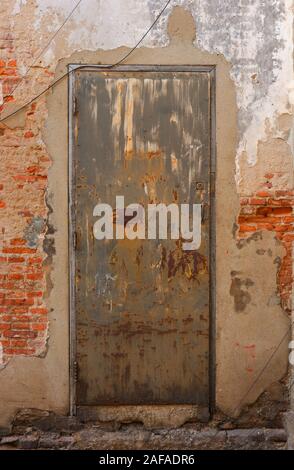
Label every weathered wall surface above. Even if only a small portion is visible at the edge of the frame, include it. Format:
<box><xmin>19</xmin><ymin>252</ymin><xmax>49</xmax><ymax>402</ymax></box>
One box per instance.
<box><xmin>0</xmin><ymin>0</ymin><xmax>293</xmax><ymax>430</ymax></box>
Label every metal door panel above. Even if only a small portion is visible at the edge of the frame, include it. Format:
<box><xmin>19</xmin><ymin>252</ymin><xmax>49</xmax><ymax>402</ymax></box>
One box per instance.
<box><xmin>71</xmin><ymin>68</ymin><xmax>212</xmax><ymax>406</ymax></box>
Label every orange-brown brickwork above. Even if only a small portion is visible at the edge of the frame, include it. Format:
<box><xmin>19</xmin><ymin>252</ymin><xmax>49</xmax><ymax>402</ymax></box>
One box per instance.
<box><xmin>0</xmin><ymin>55</ymin><xmax>52</xmax><ymax>361</ymax></box>
<box><xmin>238</xmin><ymin>189</ymin><xmax>294</xmax><ymax>313</ymax></box>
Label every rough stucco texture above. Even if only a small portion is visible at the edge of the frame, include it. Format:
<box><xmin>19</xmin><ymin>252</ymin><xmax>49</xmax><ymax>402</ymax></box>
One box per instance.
<box><xmin>0</xmin><ymin>0</ymin><xmax>293</xmax><ymax>418</ymax></box>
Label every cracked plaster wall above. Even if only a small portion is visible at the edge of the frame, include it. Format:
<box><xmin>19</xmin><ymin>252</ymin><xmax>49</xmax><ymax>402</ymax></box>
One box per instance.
<box><xmin>0</xmin><ymin>0</ymin><xmax>293</xmax><ymax>429</ymax></box>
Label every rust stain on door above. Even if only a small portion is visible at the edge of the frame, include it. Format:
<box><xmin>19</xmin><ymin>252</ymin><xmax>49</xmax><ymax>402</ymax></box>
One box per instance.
<box><xmin>72</xmin><ymin>69</ymin><xmax>212</xmax><ymax>406</ymax></box>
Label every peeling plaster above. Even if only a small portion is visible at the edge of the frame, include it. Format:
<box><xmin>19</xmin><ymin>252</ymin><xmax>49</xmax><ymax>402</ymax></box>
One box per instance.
<box><xmin>12</xmin><ymin>0</ymin><xmax>27</xmax><ymax>16</ymax></box>
<box><xmin>11</xmin><ymin>0</ymin><xmax>293</xmax><ymax>175</ymax></box>
<box><xmin>2</xmin><ymin>0</ymin><xmax>292</xmax><ymax>423</ymax></box>
<box><xmin>239</xmin><ymin>115</ymin><xmax>294</xmax><ymax>195</ymax></box>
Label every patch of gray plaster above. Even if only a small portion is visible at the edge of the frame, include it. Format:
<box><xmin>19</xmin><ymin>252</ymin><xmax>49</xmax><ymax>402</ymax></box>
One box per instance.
<box><xmin>150</xmin><ymin>0</ymin><xmax>293</xmax><ymax>169</ymax></box>
<box><xmin>230</xmin><ymin>271</ymin><xmax>254</xmax><ymax>313</ymax></box>
<box><xmin>24</xmin><ymin>216</ymin><xmax>45</xmax><ymax>248</ymax></box>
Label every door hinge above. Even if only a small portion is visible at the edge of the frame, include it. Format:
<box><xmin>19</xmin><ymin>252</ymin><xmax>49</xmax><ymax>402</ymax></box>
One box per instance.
<box><xmin>73</xmin><ymin>361</ymin><xmax>79</xmax><ymax>383</ymax></box>
<box><xmin>73</xmin><ymin>96</ymin><xmax>78</xmax><ymax>116</ymax></box>
<box><xmin>73</xmin><ymin>231</ymin><xmax>77</xmax><ymax>250</ymax></box>
<box><xmin>210</xmin><ymin>172</ymin><xmax>215</xmax><ymax>196</ymax></box>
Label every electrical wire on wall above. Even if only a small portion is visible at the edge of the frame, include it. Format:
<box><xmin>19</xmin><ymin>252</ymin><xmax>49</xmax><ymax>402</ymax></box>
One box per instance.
<box><xmin>0</xmin><ymin>0</ymin><xmax>172</xmax><ymax>125</ymax></box>
<box><xmin>5</xmin><ymin>0</ymin><xmax>84</xmax><ymax>101</ymax></box>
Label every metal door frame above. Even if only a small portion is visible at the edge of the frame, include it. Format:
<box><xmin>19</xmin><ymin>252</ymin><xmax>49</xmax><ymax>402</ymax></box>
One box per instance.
<box><xmin>68</xmin><ymin>64</ymin><xmax>216</xmax><ymax>416</ymax></box>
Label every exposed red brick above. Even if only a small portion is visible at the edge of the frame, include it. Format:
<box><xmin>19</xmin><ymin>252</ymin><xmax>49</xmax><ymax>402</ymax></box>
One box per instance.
<box><xmin>256</xmin><ymin>206</ymin><xmax>292</xmax><ymax>216</ymax></box>
<box><xmin>30</xmin><ymin>308</ymin><xmax>48</xmax><ymax>315</ymax></box>
<box><xmin>26</xmin><ymin>273</ymin><xmax>43</xmax><ymax>281</ymax></box>
<box><xmin>2</xmin><ymin>247</ymin><xmax>36</xmax><ymax>254</ymax></box>
<box><xmin>7</xmin><ymin>273</ymin><xmax>24</xmax><ymax>280</ymax></box>
<box><xmin>27</xmin><ymin>256</ymin><xmax>43</xmax><ymax>265</ymax></box>
<box><xmin>240</xmin><ymin>198</ymin><xmax>249</xmax><ymax>206</ymax></box>
<box><xmin>10</xmin><ymin>238</ymin><xmax>26</xmax><ymax>246</ymax></box>
<box><xmin>4</xmin><ymin>347</ymin><xmax>36</xmax><ymax>356</ymax></box>
<box><xmin>12</xmin><ymin>307</ymin><xmax>29</xmax><ymax>314</ymax></box>
<box><xmin>11</xmin><ymin>322</ymin><xmax>30</xmax><ymax>330</ymax></box>
<box><xmin>268</xmin><ymin>198</ymin><xmax>294</xmax><ymax>206</ymax></box>
<box><xmin>27</xmin><ymin>291</ymin><xmax>43</xmax><ymax>297</ymax></box>
<box><xmin>239</xmin><ymin>224</ymin><xmax>257</xmax><ymax>232</ymax></box>
<box><xmin>8</xmin><ymin>256</ymin><xmax>25</xmax><ymax>263</ymax></box>
<box><xmin>32</xmin><ymin>323</ymin><xmax>47</xmax><ymax>331</ymax></box>
<box><xmin>249</xmin><ymin>198</ymin><xmax>267</xmax><ymax>205</ymax></box>
<box><xmin>24</xmin><ymin>130</ymin><xmax>34</xmax><ymax>138</ymax></box>
<box><xmin>11</xmin><ymin>339</ymin><xmax>27</xmax><ymax>347</ymax></box>
<box><xmin>4</xmin><ymin>95</ymin><xmax>14</xmax><ymax>103</ymax></box>
<box><xmin>238</xmin><ymin>192</ymin><xmax>294</xmax><ymax>313</ymax></box>
<box><xmin>275</xmin><ymin>190</ymin><xmax>294</xmax><ymax>197</ymax></box>
<box><xmin>3</xmin><ymin>330</ymin><xmax>36</xmax><ymax>339</ymax></box>
<box><xmin>3</xmin><ymin>298</ymin><xmax>34</xmax><ymax>306</ymax></box>
<box><xmin>0</xmin><ymin>67</ymin><xmax>17</xmax><ymax>76</ymax></box>
<box><xmin>256</xmin><ymin>191</ymin><xmax>271</xmax><ymax>197</ymax></box>
<box><xmin>27</xmin><ymin>165</ymin><xmax>41</xmax><ymax>174</ymax></box>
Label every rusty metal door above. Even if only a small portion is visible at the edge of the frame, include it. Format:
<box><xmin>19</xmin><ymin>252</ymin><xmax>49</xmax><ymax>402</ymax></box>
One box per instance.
<box><xmin>70</xmin><ymin>66</ymin><xmax>214</xmax><ymax>409</ymax></box>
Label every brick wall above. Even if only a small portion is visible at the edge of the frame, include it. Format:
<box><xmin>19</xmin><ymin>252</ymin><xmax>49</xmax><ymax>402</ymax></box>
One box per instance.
<box><xmin>238</xmin><ymin>188</ymin><xmax>294</xmax><ymax>313</ymax></box>
<box><xmin>0</xmin><ymin>56</ymin><xmax>51</xmax><ymax>361</ymax></box>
